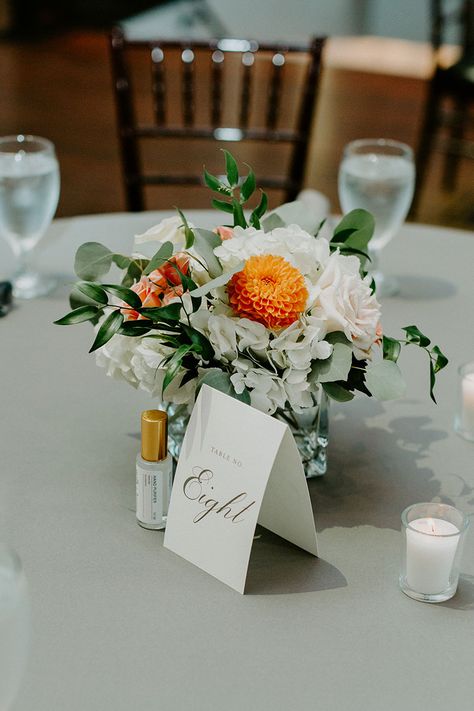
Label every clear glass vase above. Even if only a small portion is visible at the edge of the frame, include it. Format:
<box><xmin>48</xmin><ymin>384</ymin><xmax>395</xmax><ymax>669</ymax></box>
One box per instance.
<box><xmin>165</xmin><ymin>390</ymin><xmax>330</xmax><ymax>479</ymax></box>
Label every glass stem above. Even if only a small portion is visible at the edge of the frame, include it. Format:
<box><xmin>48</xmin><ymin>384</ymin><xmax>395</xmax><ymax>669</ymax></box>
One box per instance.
<box><xmin>16</xmin><ymin>247</ymin><xmax>34</xmax><ymax>277</ymax></box>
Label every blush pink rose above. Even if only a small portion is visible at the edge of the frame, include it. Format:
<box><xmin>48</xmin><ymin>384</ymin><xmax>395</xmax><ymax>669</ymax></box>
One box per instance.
<box><xmin>214</xmin><ymin>226</ymin><xmax>234</xmax><ymax>241</ymax></box>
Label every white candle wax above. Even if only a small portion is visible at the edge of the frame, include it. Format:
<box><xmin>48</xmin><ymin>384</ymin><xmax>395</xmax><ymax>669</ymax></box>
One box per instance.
<box><xmin>461</xmin><ymin>373</ymin><xmax>474</xmax><ymax>433</ymax></box>
<box><xmin>406</xmin><ymin>518</ymin><xmax>460</xmax><ymax>595</ymax></box>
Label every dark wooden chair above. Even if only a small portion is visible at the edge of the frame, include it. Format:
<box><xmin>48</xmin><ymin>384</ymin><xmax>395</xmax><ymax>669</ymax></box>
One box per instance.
<box><xmin>412</xmin><ymin>0</ymin><xmax>474</xmax><ymax>215</ymax></box>
<box><xmin>109</xmin><ymin>26</ymin><xmax>325</xmax><ymax>211</ymax></box>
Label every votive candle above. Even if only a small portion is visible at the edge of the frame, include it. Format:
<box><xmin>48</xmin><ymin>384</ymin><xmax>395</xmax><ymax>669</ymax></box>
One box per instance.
<box><xmin>455</xmin><ymin>363</ymin><xmax>474</xmax><ymax>441</ymax></box>
<box><xmin>400</xmin><ymin>503</ymin><xmax>469</xmax><ymax>603</ymax></box>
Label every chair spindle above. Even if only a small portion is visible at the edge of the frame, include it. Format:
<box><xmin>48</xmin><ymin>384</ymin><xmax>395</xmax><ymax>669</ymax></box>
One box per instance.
<box><xmin>211</xmin><ymin>49</ymin><xmax>224</xmax><ymax>127</ymax></box>
<box><xmin>151</xmin><ymin>46</ymin><xmax>166</xmax><ymax>126</ymax></box>
<box><xmin>181</xmin><ymin>47</ymin><xmax>195</xmax><ymax>126</ymax></box>
<box><xmin>239</xmin><ymin>52</ymin><xmax>254</xmax><ymax>129</ymax></box>
<box><xmin>266</xmin><ymin>52</ymin><xmax>286</xmax><ymax>130</ymax></box>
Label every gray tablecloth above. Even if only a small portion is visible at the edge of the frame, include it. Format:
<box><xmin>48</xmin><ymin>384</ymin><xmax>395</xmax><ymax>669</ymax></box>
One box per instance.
<box><xmin>2</xmin><ymin>212</ymin><xmax>474</xmax><ymax>711</ymax></box>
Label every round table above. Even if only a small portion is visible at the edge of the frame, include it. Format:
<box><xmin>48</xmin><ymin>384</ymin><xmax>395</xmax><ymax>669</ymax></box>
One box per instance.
<box><xmin>2</xmin><ymin>212</ymin><xmax>474</xmax><ymax>711</ymax></box>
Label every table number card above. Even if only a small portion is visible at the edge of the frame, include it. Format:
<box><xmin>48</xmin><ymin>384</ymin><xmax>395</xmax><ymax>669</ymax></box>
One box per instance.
<box><xmin>164</xmin><ymin>385</ymin><xmax>318</xmax><ymax>593</ymax></box>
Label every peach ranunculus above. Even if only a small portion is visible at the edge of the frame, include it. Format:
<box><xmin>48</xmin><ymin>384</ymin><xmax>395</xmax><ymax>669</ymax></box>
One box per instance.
<box><xmin>213</xmin><ymin>225</ymin><xmax>234</xmax><ymax>241</ymax></box>
<box><xmin>123</xmin><ymin>253</ymin><xmax>190</xmax><ymax>320</ymax></box>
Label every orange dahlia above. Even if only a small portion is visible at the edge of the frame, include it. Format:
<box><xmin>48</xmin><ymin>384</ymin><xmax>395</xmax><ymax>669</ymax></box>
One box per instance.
<box><xmin>227</xmin><ymin>254</ymin><xmax>308</xmax><ymax>329</ymax></box>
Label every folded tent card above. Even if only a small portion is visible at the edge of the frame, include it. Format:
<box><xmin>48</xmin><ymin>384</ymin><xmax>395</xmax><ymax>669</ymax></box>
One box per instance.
<box><xmin>164</xmin><ymin>385</ymin><xmax>318</xmax><ymax>593</ymax></box>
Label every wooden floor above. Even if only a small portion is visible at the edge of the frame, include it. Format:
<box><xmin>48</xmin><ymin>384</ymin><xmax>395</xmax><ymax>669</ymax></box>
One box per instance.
<box><xmin>0</xmin><ymin>30</ymin><xmax>472</xmax><ymax>229</ymax></box>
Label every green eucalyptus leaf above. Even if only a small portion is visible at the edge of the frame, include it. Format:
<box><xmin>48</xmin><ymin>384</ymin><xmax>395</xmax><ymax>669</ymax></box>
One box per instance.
<box><xmin>102</xmin><ymin>284</ymin><xmax>142</xmax><ymax>310</ymax></box>
<box><xmin>89</xmin><ymin>310</ymin><xmax>124</xmax><ymax>352</ymax></box>
<box><xmin>322</xmin><ymin>382</ymin><xmax>355</xmax><ymax>402</ymax></box>
<box><xmin>193</xmin><ymin>228</ymin><xmax>223</xmax><ymax>278</ymax></box>
<box><xmin>332</xmin><ymin>209</ymin><xmax>374</xmax><ymax>265</ymax></box>
<box><xmin>382</xmin><ymin>335</ymin><xmax>401</xmax><ymax>363</ymax></box>
<box><xmin>429</xmin><ymin>360</ymin><xmax>437</xmax><ymax>403</ymax></box>
<box><xmin>240</xmin><ymin>169</ymin><xmax>256</xmax><ymax>202</ymax></box>
<box><xmin>223</xmin><ymin>149</ymin><xmax>239</xmax><ymax>187</ymax></box>
<box><xmin>402</xmin><ymin>325</ymin><xmax>431</xmax><ymax>348</ymax></box>
<box><xmin>76</xmin><ymin>281</ymin><xmax>108</xmax><ymax>305</ymax></box>
<box><xmin>121</xmin><ymin>259</ymin><xmax>148</xmax><ymax>287</ymax></box>
<box><xmin>74</xmin><ymin>242</ymin><xmax>113</xmax><ymax>281</ymax></box>
<box><xmin>325</xmin><ymin>332</ymin><xmax>352</xmax><ymax>346</ymax></box>
<box><xmin>432</xmin><ymin>345</ymin><xmax>448</xmax><ymax>373</ymax></box>
<box><xmin>112</xmin><ymin>254</ymin><xmax>132</xmax><ymax>270</ymax></box>
<box><xmin>54</xmin><ymin>305</ymin><xmax>99</xmax><ymax>325</ymax></box>
<box><xmin>365</xmin><ymin>360</ymin><xmax>406</xmax><ymax>401</ymax></box>
<box><xmin>144</xmin><ymin>241</ymin><xmax>174</xmax><ymax>275</ymax></box>
<box><xmin>330</xmin><ymin>243</ymin><xmax>371</xmax><ymax>261</ymax></box>
<box><xmin>189</xmin><ymin>262</ymin><xmax>244</xmax><ymax>298</ymax></box>
<box><xmin>198</xmin><ymin>369</ymin><xmax>251</xmax><ymax>404</ymax></box>
<box><xmin>310</xmin><ymin>342</ymin><xmax>352</xmax><ymax>384</ymax></box>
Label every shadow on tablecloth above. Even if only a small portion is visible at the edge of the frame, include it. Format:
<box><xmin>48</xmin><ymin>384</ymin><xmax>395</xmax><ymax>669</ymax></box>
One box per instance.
<box><xmin>245</xmin><ymin>526</ymin><xmax>347</xmax><ymax>595</ymax></box>
<box><xmin>441</xmin><ymin>574</ymin><xmax>474</xmax><ymax>611</ymax></box>
<box><xmin>309</xmin><ymin>399</ymin><xmax>474</xmax><ymax>532</ymax></box>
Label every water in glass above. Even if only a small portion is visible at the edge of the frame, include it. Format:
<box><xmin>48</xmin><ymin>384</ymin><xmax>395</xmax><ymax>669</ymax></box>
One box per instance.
<box><xmin>0</xmin><ymin>152</ymin><xmax>59</xmax><ymax>254</ymax></box>
<box><xmin>338</xmin><ymin>139</ymin><xmax>415</xmax><ymax>297</ymax></box>
<box><xmin>0</xmin><ymin>135</ymin><xmax>60</xmax><ymax>299</ymax></box>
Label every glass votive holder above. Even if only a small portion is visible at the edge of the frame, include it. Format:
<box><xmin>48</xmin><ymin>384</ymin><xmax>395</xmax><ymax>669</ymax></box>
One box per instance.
<box><xmin>400</xmin><ymin>503</ymin><xmax>469</xmax><ymax>603</ymax></box>
<box><xmin>454</xmin><ymin>362</ymin><xmax>474</xmax><ymax>442</ymax></box>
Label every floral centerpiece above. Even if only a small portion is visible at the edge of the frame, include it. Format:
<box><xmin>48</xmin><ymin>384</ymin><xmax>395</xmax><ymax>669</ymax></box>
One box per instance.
<box><xmin>55</xmin><ymin>151</ymin><xmax>447</xmax><ymax>477</ymax></box>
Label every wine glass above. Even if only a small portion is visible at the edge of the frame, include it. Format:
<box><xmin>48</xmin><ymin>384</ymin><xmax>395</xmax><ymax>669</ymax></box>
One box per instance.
<box><xmin>0</xmin><ymin>546</ymin><xmax>30</xmax><ymax>710</ymax></box>
<box><xmin>0</xmin><ymin>135</ymin><xmax>60</xmax><ymax>299</ymax></box>
<box><xmin>338</xmin><ymin>138</ymin><xmax>415</xmax><ymax>297</ymax></box>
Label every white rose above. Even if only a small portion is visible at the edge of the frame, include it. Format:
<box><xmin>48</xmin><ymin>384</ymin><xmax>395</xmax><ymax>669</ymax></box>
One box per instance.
<box><xmin>134</xmin><ymin>216</ymin><xmax>190</xmax><ymax>249</ymax></box>
<box><xmin>310</xmin><ymin>252</ymin><xmax>381</xmax><ymax>360</ymax></box>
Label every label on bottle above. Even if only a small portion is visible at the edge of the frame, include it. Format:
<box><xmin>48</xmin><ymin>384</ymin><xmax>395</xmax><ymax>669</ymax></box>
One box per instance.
<box><xmin>136</xmin><ymin>467</ymin><xmax>164</xmax><ymax>527</ymax></box>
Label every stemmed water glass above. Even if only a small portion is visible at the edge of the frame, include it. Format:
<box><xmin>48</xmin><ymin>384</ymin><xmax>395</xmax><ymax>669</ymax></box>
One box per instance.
<box><xmin>338</xmin><ymin>138</ymin><xmax>415</xmax><ymax>297</ymax></box>
<box><xmin>0</xmin><ymin>545</ymin><xmax>30</xmax><ymax>710</ymax></box>
<box><xmin>0</xmin><ymin>134</ymin><xmax>60</xmax><ymax>299</ymax></box>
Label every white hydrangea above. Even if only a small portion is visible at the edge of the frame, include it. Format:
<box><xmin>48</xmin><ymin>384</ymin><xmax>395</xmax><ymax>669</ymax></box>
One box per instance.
<box><xmin>96</xmin><ymin>334</ymin><xmax>196</xmax><ymax>405</ymax></box>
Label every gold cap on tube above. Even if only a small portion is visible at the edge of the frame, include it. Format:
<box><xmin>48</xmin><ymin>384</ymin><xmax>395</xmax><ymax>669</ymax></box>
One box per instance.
<box><xmin>141</xmin><ymin>410</ymin><xmax>168</xmax><ymax>462</ymax></box>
